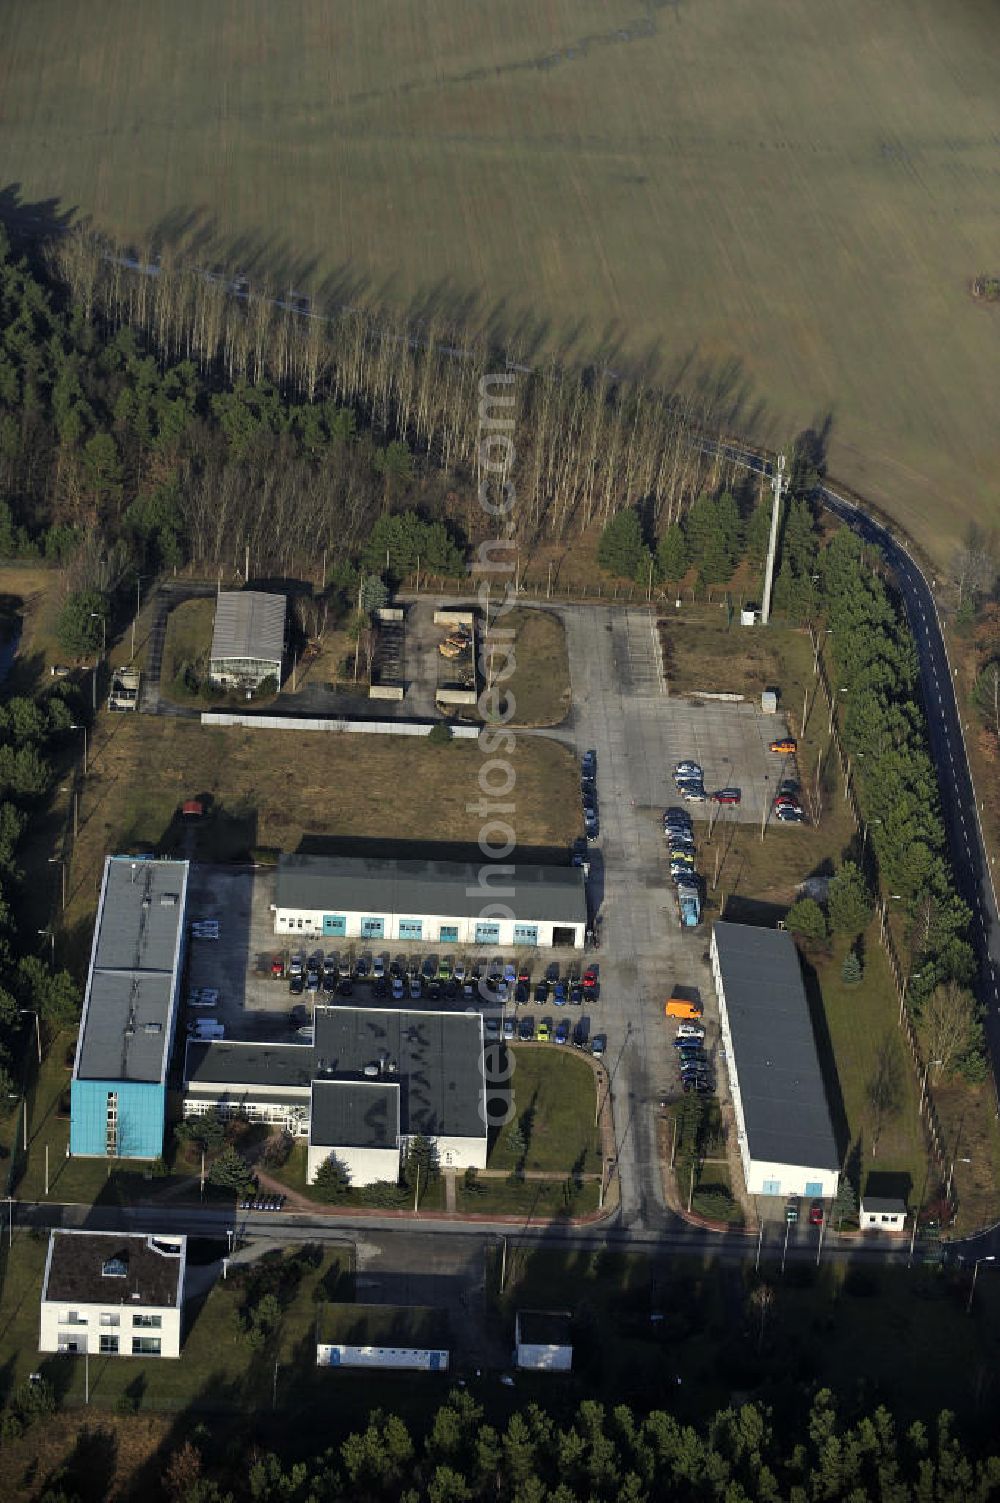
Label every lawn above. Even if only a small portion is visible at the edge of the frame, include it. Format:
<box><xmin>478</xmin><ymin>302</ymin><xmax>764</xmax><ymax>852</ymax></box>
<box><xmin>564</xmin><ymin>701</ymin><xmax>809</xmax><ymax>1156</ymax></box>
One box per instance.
<box><xmin>661</xmin><ymin>614</ymin><xmax>788</xmax><ymax>698</ymax></box>
<box><xmin>458</xmin><ymin>1176</ymin><xmax>599</xmax><ymax>1219</ymax></box>
<box><xmin>63</xmin><ymin>713</ymin><xmax>580</xmax><ymax>934</ymax></box>
<box><xmin>4</xmin><ymin>1</ymin><xmax>999</xmax><ymax>560</ymax></box>
<box><xmin>0</xmin><ymin>563</ymin><xmax>69</xmax><ymax>692</ymax></box>
<box><xmin>810</xmin><ymin>934</ymin><xmax>930</xmax><ymax>1210</ymax></box>
<box><xmin>488</xmin><ymin>1046</ymin><xmax>601</xmax><ymax>1176</ymax></box>
<box><xmin>158</xmin><ymin>597</ymin><xmax>215</xmax><ymax>700</ymax></box>
<box><xmin>491</xmin><ymin>608</ymin><xmax>571</xmax><ymax>727</ymax></box>
<box><xmin>272</xmin><ymin>1140</ymin><xmax>448</xmax><ymax>1214</ymax></box>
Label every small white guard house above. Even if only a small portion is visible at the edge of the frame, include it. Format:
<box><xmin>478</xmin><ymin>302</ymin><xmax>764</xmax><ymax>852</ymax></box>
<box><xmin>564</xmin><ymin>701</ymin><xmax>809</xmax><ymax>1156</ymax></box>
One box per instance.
<box><xmin>39</xmin><ymin>1231</ymin><xmax>186</xmax><ymax>1359</ymax></box>
<box><xmin>272</xmin><ymin>853</ymin><xmax>587</xmax><ymax>950</ymax></box>
<box><xmin>710</xmin><ymin>922</ymin><xmax>840</xmax><ymax>1202</ymax></box>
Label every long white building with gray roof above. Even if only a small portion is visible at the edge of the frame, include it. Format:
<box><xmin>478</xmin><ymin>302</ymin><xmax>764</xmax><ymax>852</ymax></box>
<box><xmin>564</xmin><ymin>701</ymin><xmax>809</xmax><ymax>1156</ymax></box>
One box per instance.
<box><xmin>209</xmin><ymin>590</ymin><xmax>285</xmax><ymax>691</ymax></box>
<box><xmin>273</xmin><ymin>853</ymin><xmax>587</xmax><ymax>950</ymax></box>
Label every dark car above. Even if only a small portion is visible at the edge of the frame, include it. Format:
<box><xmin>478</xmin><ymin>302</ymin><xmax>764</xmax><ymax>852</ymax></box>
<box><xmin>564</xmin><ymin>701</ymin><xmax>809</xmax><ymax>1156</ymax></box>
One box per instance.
<box><xmin>322</xmin><ymin>973</ymin><xmax>336</xmax><ymax>994</ymax></box>
<box><xmin>570</xmin><ymin>985</ymin><xmax>583</xmax><ymax>1006</ymax></box>
<box><xmin>422</xmin><ymin>956</ymin><xmax>437</xmax><ymax>980</ymax></box>
<box><xmin>355</xmin><ymin>954</ymin><xmax>370</xmax><ymax>979</ymax></box>
<box><xmin>534</xmin><ymin>981</ymin><xmax>548</xmax><ymax>1003</ymax></box>
<box><xmin>572</xmin><ymin>1019</ymin><xmax>590</xmax><ymax>1048</ymax></box>
<box><xmin>554</xmin><ymin>1020</ymin><xmax>570</xmax><ymax>1045</ymax></box>
<box><xmin>590</xmin><ymin>1033</ymin><xmax>607</xmax><ymax>1058</ymax></box>
<box><xmin>338</xmin><ymin>977</ymin><xmax>353</xmax><ymax>997</ymax></box>
<box><xmin>775</xmin><ymin>805</ymin><xmax>807</xmax><ymax>823</ymax></box>
<box><xmin>582</xmin><ymin>786</ymin><xmax>598</xmax><ymax>812</ymax></box>
<box><xmin>519</xmin><ymin>1017</ymin><xmax>535</xmax><ymax>1041</ymax></box>
<box><xmin>515</xmin><ymin>982</ymin><xmax>529</xmax><ymax>1004</ymax></box>
<box><xmin>289</xmin><ymin>974</ymin><xmax>304</xmax><ymax>996</ymax></box>
<box><xmin>712</xmin><ymin>787</ymin><xmax>742</xmax><ymax>805</ymax></box>
<box><xmin>546</xmin><ymin>961</ymin><xmax>561</xmax><ymax>983</ymax></box>
<box><xmin>582</xmin><ymin>750</ymin><xmax>597</xmax><ymax>778</ymax></box>
<box><xmin>584</xmin><ymin>811</ymin><xmax>600</xmax><ymax>841</ymax></box>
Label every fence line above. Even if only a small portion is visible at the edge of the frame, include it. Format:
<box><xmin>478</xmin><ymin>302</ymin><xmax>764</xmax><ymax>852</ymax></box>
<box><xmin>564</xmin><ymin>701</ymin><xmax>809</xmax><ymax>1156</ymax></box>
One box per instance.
<box><xmin>808</xmin><ymin>626</ymin><xmax>954</xmax><ymax>1207</ymax></box>
<box><xmin>201</xmin><ymin>712</ymin><xmax>480</xmax><ymax>739</ymax></box>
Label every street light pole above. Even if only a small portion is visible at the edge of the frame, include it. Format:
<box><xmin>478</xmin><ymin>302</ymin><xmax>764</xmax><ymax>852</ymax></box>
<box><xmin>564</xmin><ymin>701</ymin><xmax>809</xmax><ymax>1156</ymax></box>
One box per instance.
<box><xmin>70</xmin><ymin>725</ymin><xmax>88</xmax><ymax>776</ymax></box>
<box><xmin>18</xmin><ymin>1009</ymin><xmax>41</xmax><ymax>1065</ymax></box>
<box><xmin>48</xmin><ymin>857</ymin><xmax>66</xmax><ymax>912</ymax></box>
<box><xmin>967</xmin><ymin>1255</ymin><xmax>995</xmax><ymax>1315</ymax></box>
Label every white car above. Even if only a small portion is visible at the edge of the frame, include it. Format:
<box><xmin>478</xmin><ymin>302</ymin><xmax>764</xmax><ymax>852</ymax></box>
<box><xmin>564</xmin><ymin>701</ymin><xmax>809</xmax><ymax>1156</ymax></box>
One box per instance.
<box><xmin>674</xmin><ymin>760</ymin><xmax>702</xmax><ymax>778</ymax></box>
<box><xmin>391</xmin><ymin>978</ymin><xmax>405</xmax><ymax>1000</ymax></box>
<box><xmin>372</xmin><ymin>955</ymin><xmax>385</xmax><ymax>979</ymax></box>
<box><xmin>676</xmin><ymin>1024</ymin><xmax>705</xmax><ymax>1041</ymax></box>
<box><xmin>454</xmin><ymin>962</ymin><xmax>467</xmax><ymax>984</ymax></box>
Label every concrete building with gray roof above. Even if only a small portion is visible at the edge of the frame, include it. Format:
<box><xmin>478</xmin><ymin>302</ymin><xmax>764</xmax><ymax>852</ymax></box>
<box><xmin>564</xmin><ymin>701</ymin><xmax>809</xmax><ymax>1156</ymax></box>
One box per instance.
<box><xmin>70</xmin><ymin>857</ymin><xmax>190</xmax><ymax>1160</ymax></box>
<box><xmin>209</xmin><ymin>590</ymin><xmax>285</xmax><ymax>691</ymax></box>
<box><xmin>182</xmin><ymin>1005</ymin><xmax>488</xmax><ymax>1187</ymax></box>
<box><xmin>274</xmin><ymin>853</ymin><xmax>587</xmax><ymax>950</ymax></box>
<box><xmin>709</xmin><ymin>921</ymin><xmax>840</xmax><ymax>1203</ymax></box>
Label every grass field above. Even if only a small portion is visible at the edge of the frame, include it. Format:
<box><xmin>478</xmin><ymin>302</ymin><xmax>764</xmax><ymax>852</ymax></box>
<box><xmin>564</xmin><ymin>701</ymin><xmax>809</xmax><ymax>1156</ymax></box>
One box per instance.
<box><xmin>159</xmin><ymin>597</ymin><xmax>214</xmax><ymax>698</ymax></box>
<box><xmin>494</xmin><ymin>609</ymin><xmax>571</xmax><ymax>727</ymax></box>
<box><xmin>64</xmin><ymin>714</ymin><xmax>580</xmax><ymax>934</ymax></box>
<box><xmin>488</xmin><ymin>1046</ymin><xmax>600</xmax><ymax>1176</ymax></box>
<box><xmin>3</xmin><ymin>1</ymin><xmax>999</xmax><ymax>560</ymax></box>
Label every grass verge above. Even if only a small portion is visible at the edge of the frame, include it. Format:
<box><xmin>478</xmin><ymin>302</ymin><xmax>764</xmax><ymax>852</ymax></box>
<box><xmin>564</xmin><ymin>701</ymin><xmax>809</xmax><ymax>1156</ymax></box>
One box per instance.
<box><xmin>488</xmin><ymin>1046</ymin><xmax>600</xmax><ymax>1175</ymax></box>
<box><xmin>493</xmin><ymin>608</ymin><xmax>571</xmax><ymax>727</ymax></box>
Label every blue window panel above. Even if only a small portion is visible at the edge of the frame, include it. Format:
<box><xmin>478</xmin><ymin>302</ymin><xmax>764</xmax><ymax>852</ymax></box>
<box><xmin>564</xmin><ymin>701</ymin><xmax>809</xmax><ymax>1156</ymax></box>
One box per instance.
<box><xmin>513</xmin><ymin>924</ymin><xmax>538</xmax><ymax>946</ymax></box>
<box><xmin>398</xmin><ymin>919</ymin><xmax>423</xmax><ymax>941</ymax></box>
<box><xmin>804</xmin><ymin>1181</ymin><xmax>823</xmax><ymax>1198</ymax></box>
<box><xmin>438</xmin><ymin>925</ymin><xmax>459</xmax><ymax>944</ymax></box>
<box><xmin>475</xmin><ymin>922</ymin><xmax>501</xmax><ymax>945</ymax></box>
<box><xmin>762</xmin><ymin>1179</ymin><xmax>781</xmax><ymax>1196</ymax></box>
<box><xmin>361</xmin><ymin>917</ymin><xmax>385</xmax><ymax>940</ymax></box>
<box><xmin>323</xmin><ymin>914</ymin><xmax>346</xmax><ymax>936</ymax></box>
<box><xmin>70</xmin><ymin>1079</ymin><xmax>166</xmax><ymax>1159</ymax></box>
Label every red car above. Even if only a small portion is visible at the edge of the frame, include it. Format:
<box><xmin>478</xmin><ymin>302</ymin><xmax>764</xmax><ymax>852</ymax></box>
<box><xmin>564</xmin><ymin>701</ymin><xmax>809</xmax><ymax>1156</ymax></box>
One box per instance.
<box><xmin>582</xmin><ymin>967</ymin><xmax>599</xmax><ymax>990</ymax></box>
<box><xmin>270</xmin><ymin>955</ymin><xmax>285</xmax><ymax>978</ymax></box>
<box><xmin>712</xmin><ymin>788</ymin><xmax>742</xmax><ymax>805</ymax></box>
<box><xmin>809</xmin><ymin>1201</ymin><xmax>825</xmax><ymax>1227</ymax></box>
<box><xmin>772</xmin><ymin>793</ymin><xmax>799</xmax><ymax>809</ymax></box>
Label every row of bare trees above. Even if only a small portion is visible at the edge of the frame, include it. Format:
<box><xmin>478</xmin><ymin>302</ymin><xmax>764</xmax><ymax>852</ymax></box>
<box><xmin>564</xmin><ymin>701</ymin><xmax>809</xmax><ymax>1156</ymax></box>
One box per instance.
<box><xmin>50</xmin><ymin>229</ymin><xmax>752</xmax><ymax>546</ymax></box>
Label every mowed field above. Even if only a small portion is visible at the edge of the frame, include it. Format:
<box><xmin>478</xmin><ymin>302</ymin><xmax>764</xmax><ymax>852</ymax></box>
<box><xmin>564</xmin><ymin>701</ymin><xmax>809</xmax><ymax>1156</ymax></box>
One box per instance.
<box><xmin>2</xmin><ymin>1</ymin><xmax>999</xmax><ymax>558</ymax></box>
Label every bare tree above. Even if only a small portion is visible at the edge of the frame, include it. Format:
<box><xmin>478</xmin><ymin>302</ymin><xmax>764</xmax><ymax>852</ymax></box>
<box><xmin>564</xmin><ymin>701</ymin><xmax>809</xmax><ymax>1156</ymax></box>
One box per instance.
<box><xmin>749</xmin><ymin>1283</ymin><xmax>774</xmax><ymax>1353</ymax></box>
<box><xmin>921</xmin><ymin>982</ymin><xmax>979</xmax><ymax>1083</ymax></box>
<box><xmin>953</xmin><ymin>524</ymin><xmax>995</xmax><ymax>607</ymax></box>
<box><xmin>868</xmin><ymin>1035</ymin><xmax>903</xmax><ymax>1158</ymax></box>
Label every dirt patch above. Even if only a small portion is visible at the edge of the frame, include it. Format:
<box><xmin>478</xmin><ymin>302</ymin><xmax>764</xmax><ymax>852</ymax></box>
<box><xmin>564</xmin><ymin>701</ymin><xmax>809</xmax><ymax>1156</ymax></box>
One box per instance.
<box><xmin>493</xmin><ymin>607</ymin><xmax>571</xmax><ymax>726</ymax></box>
<box><xmin>660</xmin><ymin>620</ymin><xmax>785</xmax><ymax>697</ymax></box>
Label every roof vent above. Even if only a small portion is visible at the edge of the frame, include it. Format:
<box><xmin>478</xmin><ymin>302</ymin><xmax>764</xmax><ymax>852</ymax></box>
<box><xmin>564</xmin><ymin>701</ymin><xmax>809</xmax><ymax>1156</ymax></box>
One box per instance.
<box><xmin>159</xmin><ymin>893</ymin><xmax>178</xmax><ymax>907</ymax></box>
<box><xmin>144</xmin><ymin>1023</ymin><xmax>162</xmax><ymax>1036</ymax></box>
<box><xmin>130</xmin><ymin>1290</ymin><xmax>142</xmax><ymax>1301</ymax></box>
<box><xmin>102</xmin><ymin>1254</ymin><xmax>128</xmax><ymax>1278</ymax></box>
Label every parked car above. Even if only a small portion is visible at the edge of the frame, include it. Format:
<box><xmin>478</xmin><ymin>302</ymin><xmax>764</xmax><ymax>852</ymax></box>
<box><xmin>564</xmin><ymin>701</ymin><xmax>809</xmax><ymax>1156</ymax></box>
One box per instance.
<box><xmin>372</xmin><ymin>979</ymin><xmax>389</xmax><ymax>999</ymax></box>
<box><xmin>775</xmin><ymin>805</ymin><xmax>807</xmax><ymax>824</ymax></box>
<box><xmin>553</xmin><ymin>983</ymin><xmax>566</xmax><ymax>1007</ymax></box>
<box><xmin>777</xmin><ymin>779</ymin><xmax>800</xmax><ymax>797</ymax></box>
<box><xmin>534</xmin><ymin>981</ymin><xmax>548</xmax><ymax>1003</ymax></box>
<box><xmin>674</xmin><ymin>760</ymin><xmax>702</xmax><ymax>778</ymax></box>
<box><xmin>372</xmin><ymin>954</ymin><xmax>386</xmax><ymax>979</ymax></box>
<box><xmin>570</xmin><ymin>985</ymin><xmax>583</xmax><ymax>1006</ymax></box>
<box><xmin>537</xmin><ymin>1020</ymin><xmax>551</xmax><ymax>1042</ymax></box>
<box><xmin>582</xmin><ymin>966</ymin><xmax>598</xmax><ymax>989</ymax></box>
<box><xmin>546</xmin><ymin>961</ymin><xmax>561</xmax><ymax>983</ymax></box>
<box><xmin>270</xmin><ymin>955</ymin><xmax>285</xmax><ymax>978</ymax></box>
<box><xmin>676</xmin><ymin>1023</ymin><xmax>705</xmax><ymax>1040</ymax></box>
<box><xmin>785</xmin><ymin>1197</ymin><xmax>800</xmax><ymax>1224</ymax></box>
<box><xmin>338</xmin><ymin>978</ymin><xmax>353</xmax><ymax>997</ymax></box>
<box><xmin>289</xmin><ymin>975</ymin><xmax>304</xmax><ymax>996</ymax></box>
<box><xmin>503</xmin><ymin>1017</ymin><xmax>516</xmax><ymax>1040</ymax></box>
<box><xmin>584</xmin><ymin>810</ymin><xmax>600</xmax><ymax>840</ymax></box>
<box><xmin>809</xmin><ymin>1200</ymin><xmax>825</xmax><ymax>1227</ymax></box>
<box><xmin>769</xmin><ymin>737</ymin><xmax>797</xmax><ymax>754</ymax></box>
<box><xmin>338</xmin><ymin>954</ymin><xmax>353</xmax><ymax>978</ymax></box>
<box><xmin>391</xmin><ymin>978</ymin><xmax>405</xmax><ymax>1000</ymax></box>
<box><xmin>572</xmin><ymin>1020</ymin><xmax>590</xmax><ymax>1048</ymax></box>
<box><xmin>519</xmin><ymin>1017</ymin><xmax>535</xmax><ymax>1041</ymax></box>
<box><xmin>554</xmin><ymin>1020</ymin><xmax>570</xmax><ymax>1045</ymax></box>
<box><xmin>582</xmin><ymin>750</ymin><xmax>597</xmax><ymax>779</ymax></box>
<box><xmin>422</xmin><ymin>956</ymin><xmax>437</xmax><ymax>981</ymax></box>
<box><xmin>712</xmin><ymin>787</ymin><xmax>742</xmax><ymax>805</ymax></box>
<box><xmin>439</xmin><ymin>957</ymin><xmax>454</xmax><ymax>981</ymax></box>
<box><xmin>453</xmin><ymin>961</ymin><xmax>466</xmax><ymax>984</ymax></box>
<box><xmin>484</xmin><ymin>1017</ymin><xmax>501</xmax><ymax>1042</ymax></box>
<box><xmin>590</xmin><ymin>1033</ymin><xmax>607</xmax><ymax>1058</ymax></box>
<box><xmin>680</xmin><ymin>786</ymin><xmax>708</xmax><ymax>803</ymax></box>
<box><xmin>322</xmin><ymin>972</ymin><xmax>336</xmax><ymax>994</ymax></box>
<box><xmin>306</xmin><ymin>971</ymin><xmax>319</xmax><ymax>992</ymax></box>
<box><xmin>515</xmin><ymin>982</ymin><xmax>529</xmax><ymax>1004</ymax></box>
<box><xmin>409</xmin><ymin>979</ymin><xmax>422</xmax><ymax>999</ymax></box>
<box><xmin>582</xmin><ymin>786</ymin><xmax>597</xmax><ymax>812</ymax></box>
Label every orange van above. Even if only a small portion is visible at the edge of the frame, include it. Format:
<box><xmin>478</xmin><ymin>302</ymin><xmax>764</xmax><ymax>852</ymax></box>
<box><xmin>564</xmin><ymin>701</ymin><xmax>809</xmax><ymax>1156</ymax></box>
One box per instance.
<box><xmin>665</xmin><ymin>995</ymin><xmax>703</xmax><ymax>1021</ymax></box>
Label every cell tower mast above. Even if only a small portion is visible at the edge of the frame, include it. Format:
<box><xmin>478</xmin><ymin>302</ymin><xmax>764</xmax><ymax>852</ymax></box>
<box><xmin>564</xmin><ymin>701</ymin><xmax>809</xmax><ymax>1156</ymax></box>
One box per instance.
<box><xmin>760</xmin><ymin>453</ymin><xmax>785</xmax><ymax>625</ymax></box>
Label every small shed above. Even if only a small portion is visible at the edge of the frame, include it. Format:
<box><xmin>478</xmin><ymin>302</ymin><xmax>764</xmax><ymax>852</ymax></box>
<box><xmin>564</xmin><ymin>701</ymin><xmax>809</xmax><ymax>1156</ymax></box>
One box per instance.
<box><xmin>860</xmin><ymin>1197</ymin><xmax>907</xmax><ymax>1232</ymax></box>
<box><xmin>761</xmin><ymin>689</ymin><xmax>778</xmax><ymax>714</ymax></box>
<box><xmin>316</xmin><ymin>1304</ymin><xmax>449</xmax><ymax>1371</ymax></box>
<box><xmin>741</xmin><ymin>607</ymin><xmax>760</xmax><ymax>627</ymax></box>
<box><xmin>515</xmin><ymin>1310</ymin><xmax>573</xmax><ymax>1372</ymax></box>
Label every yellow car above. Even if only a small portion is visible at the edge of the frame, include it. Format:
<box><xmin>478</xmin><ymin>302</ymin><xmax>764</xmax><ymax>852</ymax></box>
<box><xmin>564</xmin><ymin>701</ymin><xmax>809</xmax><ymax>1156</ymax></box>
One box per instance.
<box><xmin>768</xmin><ymin>737</ymin><xmax>797</xmax><ymax>754</ymax></box>
<box><xmin>537</xmin><ymin>1021</ymin><xmax>551</xmax><ymax>1042</ymax></box>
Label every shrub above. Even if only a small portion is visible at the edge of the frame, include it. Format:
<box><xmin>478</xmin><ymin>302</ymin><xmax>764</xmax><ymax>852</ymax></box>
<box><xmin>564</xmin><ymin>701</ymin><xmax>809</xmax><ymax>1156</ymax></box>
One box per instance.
<box><xmin>785</xmin><ymin>898</ymin><xmax>828</xmax><ymax>949</ymax></box>
<box><xmin>313</xmin><ymin>1153</ymin><xmax>351</xmax><ymax>1202</ymax></box>
<box><xmin>841</xmin><ymin>949</ymin><xmax>863</xmax><ymax>986</ymax></box>
<box><xmin>427</xmin><ymin>722</ymin><xmax>453</xmax><ymax>746</ymax></box>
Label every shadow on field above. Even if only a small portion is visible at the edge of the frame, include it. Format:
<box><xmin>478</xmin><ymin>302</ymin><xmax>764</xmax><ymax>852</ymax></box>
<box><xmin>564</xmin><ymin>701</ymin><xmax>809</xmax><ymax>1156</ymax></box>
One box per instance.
<box><xmin>295</xmin><ymin>832</ymin><xmax>574</xmax><ymax>867</ymax></box>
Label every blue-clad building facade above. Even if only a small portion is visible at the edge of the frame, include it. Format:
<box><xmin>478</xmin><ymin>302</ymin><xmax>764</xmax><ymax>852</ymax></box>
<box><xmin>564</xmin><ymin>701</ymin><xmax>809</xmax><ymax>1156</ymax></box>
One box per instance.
<box><xmin>70</xmin><ymin>857</ymin><xmax>190</xmax><ymax>1160</ymax></box>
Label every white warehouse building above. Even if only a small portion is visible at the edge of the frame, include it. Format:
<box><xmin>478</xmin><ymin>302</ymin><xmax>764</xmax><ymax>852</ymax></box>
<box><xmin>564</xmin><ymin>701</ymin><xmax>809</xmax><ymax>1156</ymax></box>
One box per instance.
<box><xmin>182</xmin><ymin>1005</ymin><xmax>489</xmax><ymax>1186</ymax></box>
<box><xmin>209</xmin><ymin>590</ymin><xmax>285</xmax><ymax>692</ymax></box>
<box><xmin>39</xmin><ymin>1230</ymin><xmax>187</xmax><ymax>1359</ymax></box>
<box><xmin>272</xmin><ymin>853</ymin><xmax>588</xmax><ymax>950</ymax></box>
<box><xmin>710</xmin><ymin>922</ymin><xmax>840</xmax><ymax>1203</ymax></box>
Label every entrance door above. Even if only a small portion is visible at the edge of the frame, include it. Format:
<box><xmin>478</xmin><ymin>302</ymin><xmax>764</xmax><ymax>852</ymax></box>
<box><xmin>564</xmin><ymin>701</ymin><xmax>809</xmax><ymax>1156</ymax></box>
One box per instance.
<box><xmin>804</xmin><ymin>1181</ymin><xmax>823</xmax><ymax>1198</ymax></box>
<box><xmin>323</xmin><ymin>914</ymin><xmax>346</xmax><ymax>936</ymax></box>
<box><xmin>513</xmin><ymin>924</ymin><xmax>538</xmax><ymax>946</ymax></box>
<box><xmin>361</xmin><ymin>916</ymin><xmax>385</xmax><ymax>940</ymax></box>
<box><xmin>439</xmin><ymin>925</ymin><xmax>459</xmax><ymax>944</ymax></box>
<box><xmin>398</xmin><ymin>919</ymin><xmax>423</xmax><ymax>941</ymax></box>
<box><xmin>762</xmin><ymin>1179</ymin><xmax>781</xmax><ymax>1196</ymax></box>
<box><xmin>475</xmin><ymin>921</ymin><xmax>501</xmax><ymax>945</ymax></box>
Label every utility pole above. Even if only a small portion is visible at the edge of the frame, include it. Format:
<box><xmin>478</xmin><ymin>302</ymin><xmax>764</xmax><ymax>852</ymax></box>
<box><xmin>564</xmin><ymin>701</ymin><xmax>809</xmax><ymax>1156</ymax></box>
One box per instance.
<box><xmin>760</xmin><ymin>454</ymin><xmax>785</xmax><ymax>625</ymax></box>
<box><xmin>756</xmin><ymin>1217</ymin><xmax>764</xmax><ymax>1272</ymax></box>
<box><xmin>272</xmin><ymin>1360</ymin><xmax>279</xmax><ymax>1409</ymax></box>
<box><xmin>413</xmin><ymin>1162</ymin><xmax>420</xmax><ymax>1213</ymax></box>
<box><xmin>546</xmin><ymin>561</ymin><xmax>552</xmax><ymax>599</ymax></box>
<box><xmin>687</xmin><ymin>1163</ymin><xmax>695</xmax><ymax>1213</ymax></box>
<box><xmin>500</xmin><ymin>1236</ymin><xmax>507</xmax><ymax>1292</ymax></box>
<box><xmin>781</xmin><ymin>1217</ymin><xmax>791</xmax><ymax>1276</ymax></box>
<box><xmin>45</xmin><ymin>1144</ymin><xmax>49</xmax><ymax>1197</ymax></box>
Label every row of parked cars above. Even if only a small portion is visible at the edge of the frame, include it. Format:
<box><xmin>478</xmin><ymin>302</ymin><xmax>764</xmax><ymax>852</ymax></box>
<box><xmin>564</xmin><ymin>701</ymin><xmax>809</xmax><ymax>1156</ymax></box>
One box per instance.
<box><xmin>581</xmin><ymin>749</ymin><xmax>599</xmax><ymax>841</ymax></box>
<box><xmin>239</xmin><ymin>1192</ymin><xmax>286</xmax><ymax>1213</ymax></box>
<box><xmin>511</xmin><ymin>1014</ymin><xmax>605</xmax><ymax>1054</ymax></box>
<box><xmin>664</xmin><ymin>782</ymin><xmax>703</xmax><ymax>917</ymax></box>
<box><xmin>673</xmin><ymin>1022</ymin><xmax>714</xmax><ymax>1095</ymax></box>
<box><xmin>284</xmin><ymin>950</ymin><xmax>600</xmax><ymax>1006</ymax></box>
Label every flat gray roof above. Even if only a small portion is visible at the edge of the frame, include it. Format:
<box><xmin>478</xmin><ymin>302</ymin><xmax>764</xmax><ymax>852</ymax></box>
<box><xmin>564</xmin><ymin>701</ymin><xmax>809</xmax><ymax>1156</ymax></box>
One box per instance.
<box><xmin>42</xmin><ymin>1231</ymin><xmax>185</xmax><ymax>1307</ymax></box>
<box><xmin>517</xmin><ymin>1310</ymin><xmax>573</xmax><ymax>1348</ymax></box>
<box><xmin>310</xmin><ymin>1079</ymin><xmax>400</xmax><ymax>1149</ymax></box>
<box><xmin>862</xmin><ymin>1197</ymin><xmax>907</xmax><ymax>1214</ymax></box>
<box><xmin>276</xmin><ymin>854</ymin><xmax>587</xmax><ymax>926</ymax></box>
<box><xmin>210</xmin><ymin>590</ymin><xmax>285</xmax><ymax>665</ymax></box>
<box><xmin>712</xmin><ymin>922</ymin><xmax>839</xmax><ymax>1173</ymax></box>
<box><xmin>185</xmin><ymin>1007</ymin><xmax>487</xmax><ymax>1143</ymax></box>
<box><xmin>74</xmin><ymin>858</ymin><xmax>189</xmax><ymax>1084</ymax></box>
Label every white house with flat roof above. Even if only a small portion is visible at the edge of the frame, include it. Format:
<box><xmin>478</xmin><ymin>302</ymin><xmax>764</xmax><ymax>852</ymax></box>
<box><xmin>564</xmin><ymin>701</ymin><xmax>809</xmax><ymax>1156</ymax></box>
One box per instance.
<box><xmin>39</xmin><ymin>1231</ymin><xmax>186</xmax><ymax>1359</ymax></box>
<box><xmin>272</xmin><ymin>853</ymin><xmax>587</xmax><ymax>950</ymax></box>
<box><xmin>710</xmin><ymin>922</ymin><xmax>840</xmax><ymax>1202</ymax></box>
<box><xmin>182</xmin><ymin>1005</ymin><xmax>489</xmax><ymax>1186</ymax></box>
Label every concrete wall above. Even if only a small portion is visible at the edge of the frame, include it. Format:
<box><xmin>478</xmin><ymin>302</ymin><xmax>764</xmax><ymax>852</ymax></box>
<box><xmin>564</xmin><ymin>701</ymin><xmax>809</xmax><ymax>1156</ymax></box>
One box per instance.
<box><xmin>307</xmin><ymin>1143</ymin><xmax>400</xmax><ymax>1188</ymax></box>
<box><xmin>202</xmin><ymin>712</ymin><xmax>479</xmax><ymax>739</ymax></box>
<box><xmin>436</xmin><ymin>688</ymin><xmax>477</xmax><ymax>706</ymax></box>
<box><xmin>515</xmin><ymin>1343</ymin><xmax>573</xmax><ymax>1372</ymax></box>
<box><xmin>274</xmin><ymin>906</ymin><xmax>585</xmax><ymax>949</ymax></box>
<box><xmin>369</xmin><ymin>685</ymin><xmax>405</xmax><ymax>701</ymax></box>
<box><xmin>434</xmin><ymin>610</ymin><xmax>475</xmax><ymax>628</ymax></box>
<box><xmin>317</xmin><ymin>1343</ymin><xmax>448</xmax><ymax>1370</ymax></box>
<box><xmin>40</xmin><ymin>1300</ymin><xmax>182</xmax><ymax>1358</ymax></box>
